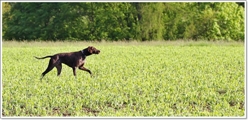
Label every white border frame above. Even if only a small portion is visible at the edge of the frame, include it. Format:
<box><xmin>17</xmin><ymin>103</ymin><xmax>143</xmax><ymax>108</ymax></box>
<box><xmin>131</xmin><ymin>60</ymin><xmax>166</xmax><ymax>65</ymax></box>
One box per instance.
<box><xmin>0</xmin><ymin>0</ymin><xmax>247</xmax><ymax>119</ymax></box>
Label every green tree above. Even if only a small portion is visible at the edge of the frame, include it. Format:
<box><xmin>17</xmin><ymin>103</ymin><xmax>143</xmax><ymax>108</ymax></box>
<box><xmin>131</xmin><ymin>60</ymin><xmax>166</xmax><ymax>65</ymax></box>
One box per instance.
<box><xmin>214</xmin><ymin>2</ymin><xmax>244</xmax><ymax>41</ymax></box>
<box><xmin>136</xmin><ymin>3</ymin><xmax>164</xmax><ymax>41</ymax></box>
<box><xmin>2</xmin><ymin>2</ymin><xmax>244</xmax><ymax>41</ymax></box>
<box><xmin>2</xmin><ymin>2</ymin><xmax>11</xmax><ymax>37</ymax></box>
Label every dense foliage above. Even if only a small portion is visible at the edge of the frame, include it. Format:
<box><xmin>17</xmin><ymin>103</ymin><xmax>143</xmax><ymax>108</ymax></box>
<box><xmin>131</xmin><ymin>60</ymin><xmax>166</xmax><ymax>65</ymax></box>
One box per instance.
<box><xmin>2</xmin><ymin>2</ymin><xmax>245</xmax><ymax>41</ymax></box>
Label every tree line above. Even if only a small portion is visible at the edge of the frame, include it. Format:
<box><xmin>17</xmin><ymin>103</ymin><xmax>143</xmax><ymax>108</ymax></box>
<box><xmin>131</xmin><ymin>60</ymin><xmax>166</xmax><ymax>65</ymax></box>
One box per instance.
<box><xmin>2</xmin><ymin>2</ymin><xmax>245</xmax><ymax>41</ymax></box>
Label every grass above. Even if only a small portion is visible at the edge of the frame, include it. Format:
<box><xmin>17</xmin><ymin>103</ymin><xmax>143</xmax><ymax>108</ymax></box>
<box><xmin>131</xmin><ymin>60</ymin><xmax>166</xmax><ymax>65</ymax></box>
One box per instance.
<box><xmin>2</xmin><ymin>40</ymin><xmax>244</xmax><ymax>47</ymax></box>
<box><xmin>1</xmin><ymin>40</ymin><xmax>245</xmax><ymax>117</ymax></box>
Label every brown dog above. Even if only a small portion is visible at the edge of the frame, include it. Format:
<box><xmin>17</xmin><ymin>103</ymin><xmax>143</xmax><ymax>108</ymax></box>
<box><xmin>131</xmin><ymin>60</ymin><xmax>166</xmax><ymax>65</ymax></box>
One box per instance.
<box><xmin>34</xmin><ymin>46</ymin><xmax>100</xmax><ymax>79</ymax></box>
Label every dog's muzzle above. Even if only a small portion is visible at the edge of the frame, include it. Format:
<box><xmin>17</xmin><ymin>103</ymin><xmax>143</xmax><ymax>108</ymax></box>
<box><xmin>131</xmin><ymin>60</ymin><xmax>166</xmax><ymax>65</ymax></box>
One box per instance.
<box><xmin>96</xmin><ymin>50</ymin><xmax>100</xmax><ymax>54</ymax></box>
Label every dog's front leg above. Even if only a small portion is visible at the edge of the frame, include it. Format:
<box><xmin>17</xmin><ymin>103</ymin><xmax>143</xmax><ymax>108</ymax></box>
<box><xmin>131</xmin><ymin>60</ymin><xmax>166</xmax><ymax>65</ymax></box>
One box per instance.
<box><xmin>79</xmin><ymin>66</ymin><xmax>92</xmax><ymax>75</ymax></box>
<box><xmin>72</xmin><ymin>67</ymin><xmax>77</xmax><ymax>76</ymax></box>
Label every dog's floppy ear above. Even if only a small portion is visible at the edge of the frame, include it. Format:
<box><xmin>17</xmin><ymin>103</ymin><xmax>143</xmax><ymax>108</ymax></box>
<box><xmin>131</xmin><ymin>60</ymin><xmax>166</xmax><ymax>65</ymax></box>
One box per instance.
<box><xmin>87</xmin><ymin>46</ymin><xmax>93</xmax><ymax>53</ymax></box>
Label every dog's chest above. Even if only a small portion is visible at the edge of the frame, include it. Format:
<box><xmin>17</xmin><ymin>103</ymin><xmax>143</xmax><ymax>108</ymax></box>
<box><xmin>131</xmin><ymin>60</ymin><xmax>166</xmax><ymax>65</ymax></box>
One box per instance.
<box><xmin>78</xmin><ymin>57</ymin><xmax>86</xmax><ymax>66</ymax></box>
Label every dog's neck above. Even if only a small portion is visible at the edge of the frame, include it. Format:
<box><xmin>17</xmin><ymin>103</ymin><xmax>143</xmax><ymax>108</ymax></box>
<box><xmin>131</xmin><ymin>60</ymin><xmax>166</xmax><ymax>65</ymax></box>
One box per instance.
<box><xmin>81</xmin><ymin>50</ymin><xmax>91</xmax><ymax>57</ymax></box>
<box><xmin>81</xmin><ymin>50</ymin><xmax>86</xmax><ymax>57</ymax></box>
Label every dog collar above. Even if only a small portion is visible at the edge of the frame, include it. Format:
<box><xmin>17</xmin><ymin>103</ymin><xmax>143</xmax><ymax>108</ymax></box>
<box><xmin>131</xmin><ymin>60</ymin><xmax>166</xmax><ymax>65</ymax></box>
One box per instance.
<box><xmin>81</xmin><ymin>50</ymin><xmax>86</xmax><ymax>57</ymax></box>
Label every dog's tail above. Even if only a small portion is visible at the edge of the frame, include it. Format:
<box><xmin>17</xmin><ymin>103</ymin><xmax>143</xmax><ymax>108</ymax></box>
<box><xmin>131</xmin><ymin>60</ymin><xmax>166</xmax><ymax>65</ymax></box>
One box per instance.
<box><xmin>34</xmin><ymin>56</ymin><xmax>53</xmax><ymax>60</ymax></box>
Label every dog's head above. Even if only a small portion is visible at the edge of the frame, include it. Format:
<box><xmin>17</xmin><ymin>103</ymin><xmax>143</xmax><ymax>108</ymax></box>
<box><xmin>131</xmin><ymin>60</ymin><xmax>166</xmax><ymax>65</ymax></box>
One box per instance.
<box><xmin>87</xmin><ymin>46</ymin><xmax>100</xmax><ymax>54</ymax></box>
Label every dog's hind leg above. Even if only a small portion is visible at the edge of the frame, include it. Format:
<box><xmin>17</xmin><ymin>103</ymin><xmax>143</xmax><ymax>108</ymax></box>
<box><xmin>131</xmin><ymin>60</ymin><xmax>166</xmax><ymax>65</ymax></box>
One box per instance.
<box><xmin>41</xmin><ymin>59</ymin><xmax>56</xmax><ymax>79</ymax></box>
<box><xmin>56</xmin><ymin>63</ymin><xmax>62</xmax><ymax>76</ymax></box>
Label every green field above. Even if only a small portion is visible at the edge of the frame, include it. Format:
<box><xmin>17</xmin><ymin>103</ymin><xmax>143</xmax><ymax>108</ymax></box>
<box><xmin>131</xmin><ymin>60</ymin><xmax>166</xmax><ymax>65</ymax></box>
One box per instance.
<box><xmin>2</xmin><ymin>41</ymin><xmax>245</xmax><ymax>117</ymax></box>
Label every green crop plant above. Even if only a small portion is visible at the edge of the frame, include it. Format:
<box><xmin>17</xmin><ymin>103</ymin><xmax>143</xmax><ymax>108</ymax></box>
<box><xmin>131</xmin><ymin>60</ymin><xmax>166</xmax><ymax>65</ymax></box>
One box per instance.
<box><xmin>2</xmin><ymin>41</ymin><xmax>245</xmax><ymax>117</ymax></box>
